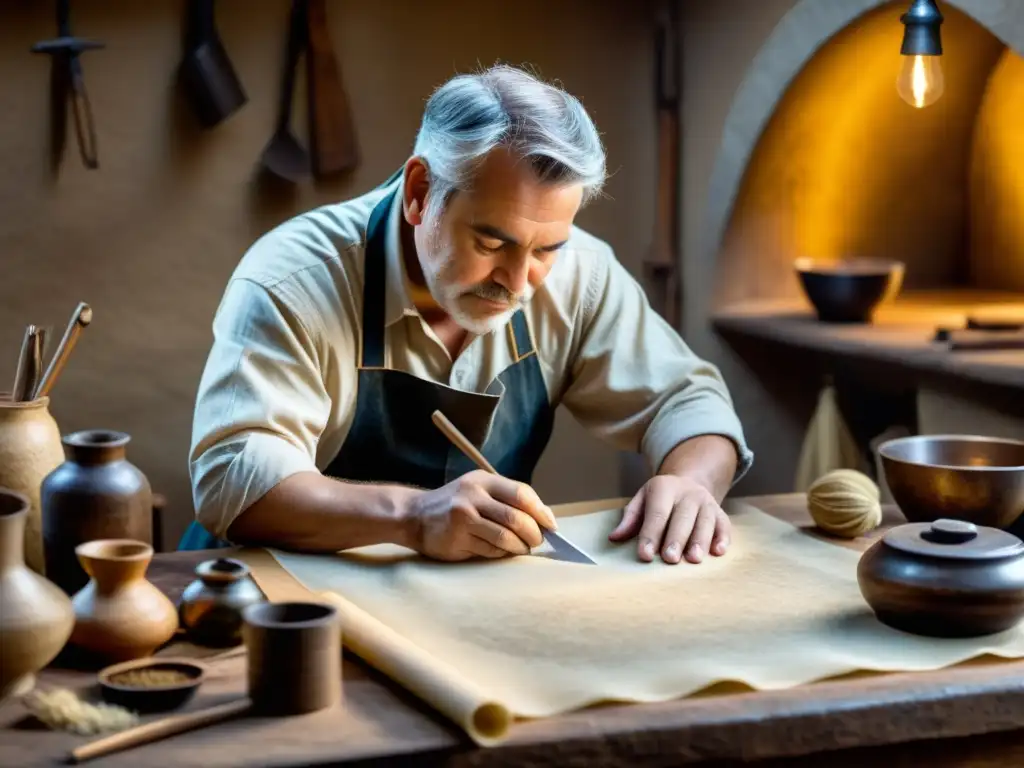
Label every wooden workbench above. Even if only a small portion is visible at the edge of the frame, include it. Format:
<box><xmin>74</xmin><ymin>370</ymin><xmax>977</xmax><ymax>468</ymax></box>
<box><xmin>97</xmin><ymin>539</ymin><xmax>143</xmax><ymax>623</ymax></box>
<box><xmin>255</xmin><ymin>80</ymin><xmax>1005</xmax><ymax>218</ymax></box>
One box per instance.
<box><xmin>5</xmin><ymin>493</ymin><xmax>1024</xmax><ymax>767</ymax></box>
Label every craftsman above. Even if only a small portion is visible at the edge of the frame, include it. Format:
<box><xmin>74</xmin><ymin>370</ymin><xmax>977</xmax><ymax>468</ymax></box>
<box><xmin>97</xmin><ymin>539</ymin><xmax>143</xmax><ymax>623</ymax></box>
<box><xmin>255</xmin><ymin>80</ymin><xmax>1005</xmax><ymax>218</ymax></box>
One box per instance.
<box><xmin>179</xmin><ymin>65</ymin><xmax>754</xmax><ymax>565</ymax></box>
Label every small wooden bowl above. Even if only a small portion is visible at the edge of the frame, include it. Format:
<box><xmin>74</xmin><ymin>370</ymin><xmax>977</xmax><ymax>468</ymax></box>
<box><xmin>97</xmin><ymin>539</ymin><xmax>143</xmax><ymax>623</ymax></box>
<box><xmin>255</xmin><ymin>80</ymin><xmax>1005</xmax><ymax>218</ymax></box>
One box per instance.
<box><xmin>97</xmin><ymin>658</ymin><xmax>207</xmax><ymax>713</ymax></box>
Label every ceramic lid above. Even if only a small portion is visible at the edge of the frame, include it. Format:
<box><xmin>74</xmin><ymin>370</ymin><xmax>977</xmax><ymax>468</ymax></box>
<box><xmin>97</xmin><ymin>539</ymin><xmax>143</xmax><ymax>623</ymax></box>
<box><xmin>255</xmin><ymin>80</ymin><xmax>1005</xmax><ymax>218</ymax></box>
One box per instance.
<box><xmin>883</xmin><ymin>518</ymin><xmax>1024</xmax><ymax>561</ymax></box>
<box><xmin>195</xmin><ymin>557</ymin><xmax>250</xmax><ymax>583</ymax></box>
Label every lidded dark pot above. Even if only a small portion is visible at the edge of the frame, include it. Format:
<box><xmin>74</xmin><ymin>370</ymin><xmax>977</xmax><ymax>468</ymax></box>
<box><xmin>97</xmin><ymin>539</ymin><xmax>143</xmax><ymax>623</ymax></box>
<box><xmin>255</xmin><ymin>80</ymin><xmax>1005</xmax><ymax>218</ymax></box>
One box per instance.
<box><xmin>179</xmin><ymin>558</ymin><xmax>265</xmax><ymax>647</ymax></box>
<box><xmin>857</xmin><ymin>518</ymin><xmax>1024</xmax><ymax>638</ymax></box>
<box><xmin>41</xmin><ymin>430</ymin><xmax>152</xmax><ymax>596</ymax></box>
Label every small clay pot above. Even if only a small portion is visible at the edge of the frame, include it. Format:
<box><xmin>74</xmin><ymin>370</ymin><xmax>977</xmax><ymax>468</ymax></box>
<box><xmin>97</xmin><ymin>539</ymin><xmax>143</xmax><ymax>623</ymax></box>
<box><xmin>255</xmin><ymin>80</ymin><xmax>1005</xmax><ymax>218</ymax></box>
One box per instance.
<box><xmin>179</xmin><ymin>558</ymin><xmax>265</xmax><ymax>648</ymax></box>
<box><xmin>0</xmin><ymin>488</ymin><xmax>74</xmax><ymax>700</ymax></box>
<box><xmin>242</xmin><ymin>602</ymin><xmax>341</xmax><ymax>716</ymax></box>
<box><xmin>42</xmin><ymin>429</ymin><xmax>153</xmax><ymax>596</ymax></box>
<box><xmin>858</xmin><ymin>518</ymin><xmax>1024</xmax><ymax>637</ymax></box>
<box><xmin>69</xmin><ymin>539</ymin><xmax>178</xmax><ymax>663</ymax></box>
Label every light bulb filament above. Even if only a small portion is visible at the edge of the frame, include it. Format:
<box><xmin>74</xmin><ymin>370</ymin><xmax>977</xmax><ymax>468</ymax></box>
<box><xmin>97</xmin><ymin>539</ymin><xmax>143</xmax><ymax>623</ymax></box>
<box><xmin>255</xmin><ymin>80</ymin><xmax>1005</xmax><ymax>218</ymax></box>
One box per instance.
<box><xmin>912</xmin><ymin>55</ymin><xmax>928</xmax><ymax>107</ymax></box>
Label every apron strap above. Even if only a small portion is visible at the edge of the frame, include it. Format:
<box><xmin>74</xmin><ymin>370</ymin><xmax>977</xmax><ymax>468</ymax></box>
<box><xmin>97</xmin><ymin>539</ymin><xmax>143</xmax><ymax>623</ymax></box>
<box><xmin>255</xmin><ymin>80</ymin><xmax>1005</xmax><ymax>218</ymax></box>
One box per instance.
<box><xmin>507</xmin><ymin>310</ymin><xmax>536</xmax><ymax>362</ymax></box>
<box><xmin>359</xmin><ymin>186</ymin><xmax>395</xmax><ymax>369</ymax></box>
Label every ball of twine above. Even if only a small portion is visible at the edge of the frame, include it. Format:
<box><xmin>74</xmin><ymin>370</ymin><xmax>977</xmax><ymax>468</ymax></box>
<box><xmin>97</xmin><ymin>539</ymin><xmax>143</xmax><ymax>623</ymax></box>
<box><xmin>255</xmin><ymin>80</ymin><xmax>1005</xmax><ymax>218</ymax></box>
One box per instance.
<box><xmin>807</xmin><ymin>469</ymin><xmax>882</xmax><ymax>538</ymax></box>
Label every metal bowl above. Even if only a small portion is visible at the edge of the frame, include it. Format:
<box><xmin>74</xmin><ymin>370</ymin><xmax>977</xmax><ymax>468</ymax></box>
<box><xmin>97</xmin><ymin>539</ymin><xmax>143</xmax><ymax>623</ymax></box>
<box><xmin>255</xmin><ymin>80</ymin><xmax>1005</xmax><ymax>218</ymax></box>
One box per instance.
<box><xmin>878</xmin><ymin>434</ymin><xmax>1024</xmax><ymax>530</ymax></box>
<box><xmin>794</xmin><ymin>258</ymin><xmax>904</xmax><ymax>323</ymax></box>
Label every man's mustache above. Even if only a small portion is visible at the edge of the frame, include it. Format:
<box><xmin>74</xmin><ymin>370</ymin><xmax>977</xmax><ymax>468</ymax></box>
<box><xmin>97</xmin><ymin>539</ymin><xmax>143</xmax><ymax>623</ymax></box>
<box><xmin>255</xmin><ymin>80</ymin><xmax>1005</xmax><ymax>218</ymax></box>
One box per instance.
<box><xmin>466</xmin><ymin>281</ymin><xmax>520</xmax><ymax>306</ymax></box>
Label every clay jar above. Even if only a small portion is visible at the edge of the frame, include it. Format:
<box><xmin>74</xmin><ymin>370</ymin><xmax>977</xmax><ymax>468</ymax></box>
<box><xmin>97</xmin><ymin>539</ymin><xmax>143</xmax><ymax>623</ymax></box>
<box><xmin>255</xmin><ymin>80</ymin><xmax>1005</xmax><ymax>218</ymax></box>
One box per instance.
<box><xmin>858</xmin><ymin>518</ymin><xmax>1024</xmax><ymax>637</ymax></box>
<box><xmin>179</xmin><ymin>558</ymin><xmax>265</xmax><ymax>648</ymax></box>
<box><xmin>0</xmin><ymin>395</ymin><xmax>65</xmax><ymax>575</ymax></box>
<box><xmin>42</xmin><ymin>429</ymin><xmax>153</xmax><ymax>595</ymax></box>
<box><xmin>69</xmin><ymin>539</ymin><xmax>178</xmax><ymax>663</ymax></box>
<box><xmin>0</xmin><ymin>488</ymin><xmax>74</xmax><ymax>700</ymax></box>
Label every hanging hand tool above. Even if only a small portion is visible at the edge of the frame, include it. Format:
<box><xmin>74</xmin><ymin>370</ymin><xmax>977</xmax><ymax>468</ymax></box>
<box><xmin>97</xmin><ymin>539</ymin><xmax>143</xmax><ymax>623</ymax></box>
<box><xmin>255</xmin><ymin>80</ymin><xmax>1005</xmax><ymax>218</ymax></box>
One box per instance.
<box><xmin>306</xmin><ymin>0</ymin><xmax>359</xmax><ymax>177</ymax></box>
<box><xmin>260</xmin><ymin>0</ymin><xmax>311</xmax><ymax>182</ymax></box>
<box><xmin>643</xmin><ymin>0</ymin><xmax>681</xmax><ymax>328</ymax></box>
<box><xmin>178</xmin><ymin>0</ymin><xmax>248</xmax><ymax>128</ymax></box>
<box><xmin>31</xmin><ymin>0</ymin><xmax>104</xmax><ymax>170</ymax></box>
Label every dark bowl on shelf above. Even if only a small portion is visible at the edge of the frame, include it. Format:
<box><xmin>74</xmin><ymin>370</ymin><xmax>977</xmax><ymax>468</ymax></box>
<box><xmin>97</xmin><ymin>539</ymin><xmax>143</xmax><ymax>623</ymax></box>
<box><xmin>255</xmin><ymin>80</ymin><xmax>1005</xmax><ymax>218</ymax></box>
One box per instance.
<box><xmin>97</xmin><ymin>657</ymin><xmax>206</xmax><ymax>713</ymax></box>
<box><xmin>878</xmin><ymin>434</ymin><xmax>1024</xmax><ymax>532</ymax></box>
<box><xmin>795</xmin><ymin>258</ymin><xmax>904</xmax><ymax>323</ymax></box>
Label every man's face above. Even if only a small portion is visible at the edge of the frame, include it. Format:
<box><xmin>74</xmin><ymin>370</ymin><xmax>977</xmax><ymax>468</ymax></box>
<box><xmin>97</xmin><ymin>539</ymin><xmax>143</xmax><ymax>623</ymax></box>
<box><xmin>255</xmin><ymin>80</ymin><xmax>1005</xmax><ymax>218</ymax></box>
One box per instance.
<box><xmin>406</xmin><ymin>149</ymin><xmax>584</xmax><ymax>335</ymax></box>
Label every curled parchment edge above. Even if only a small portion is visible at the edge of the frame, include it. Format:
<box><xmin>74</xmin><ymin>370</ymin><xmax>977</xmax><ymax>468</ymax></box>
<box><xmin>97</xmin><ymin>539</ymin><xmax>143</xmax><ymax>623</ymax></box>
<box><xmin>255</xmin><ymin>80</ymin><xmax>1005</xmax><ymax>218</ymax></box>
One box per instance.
<box><xmin>239</xmin><ymin>547</ymin><xmax>508</xmax><ymax>746</ymax></box>
<box><xmin>314</xmin><ymin>590</ymin><xmax>510</xmax><ymax>746</ymax></box>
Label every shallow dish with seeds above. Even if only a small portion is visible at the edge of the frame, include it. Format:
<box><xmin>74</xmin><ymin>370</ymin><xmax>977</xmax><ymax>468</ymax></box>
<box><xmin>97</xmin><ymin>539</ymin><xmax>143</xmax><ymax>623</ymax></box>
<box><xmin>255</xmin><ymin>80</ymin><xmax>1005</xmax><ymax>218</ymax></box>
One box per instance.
<box><xmin>97</xmin><ymin>658</ymin><xmax>207</xmax><ymax>713</ymax></box>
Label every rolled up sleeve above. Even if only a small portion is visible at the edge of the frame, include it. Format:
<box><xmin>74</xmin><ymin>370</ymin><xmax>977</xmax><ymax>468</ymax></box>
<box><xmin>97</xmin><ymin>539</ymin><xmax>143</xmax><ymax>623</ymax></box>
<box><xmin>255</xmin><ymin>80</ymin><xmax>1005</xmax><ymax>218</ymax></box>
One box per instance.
<box><xmin>189</xmin><ymin>277</ymin><xmax>330</xmax><ymax>539</ymax></box>
<box><xmin>560</xmin><ymin>245</ymin><xmax>753</xmax><ymax>486</ymax></box>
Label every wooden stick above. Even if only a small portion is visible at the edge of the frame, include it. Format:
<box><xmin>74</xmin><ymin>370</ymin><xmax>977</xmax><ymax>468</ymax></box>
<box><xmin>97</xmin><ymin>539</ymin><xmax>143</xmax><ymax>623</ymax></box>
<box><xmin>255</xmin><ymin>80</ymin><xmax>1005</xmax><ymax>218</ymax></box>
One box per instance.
<box><xmin>69</xmin><ymin>698</ymin><xmax>251</xmax><ymax>763</ymax></box>
<box><xmin>34</xmin><ymin>302</ymin><xmax>92</xmax><ymax>400</ymax></box>
<box><xmin>10</xmin><ymin>325</ymin><xmax>36</xmax><ymax>402</ymax></box>
<box><xmin>25</xmin><ymin>327</ymin><xmax>44</xmax><ymax>402</ymax></box>
<box><xmin>430</xmin><ymin>410</ymin><xmax>497</xmax><ymax>474</ymax></box>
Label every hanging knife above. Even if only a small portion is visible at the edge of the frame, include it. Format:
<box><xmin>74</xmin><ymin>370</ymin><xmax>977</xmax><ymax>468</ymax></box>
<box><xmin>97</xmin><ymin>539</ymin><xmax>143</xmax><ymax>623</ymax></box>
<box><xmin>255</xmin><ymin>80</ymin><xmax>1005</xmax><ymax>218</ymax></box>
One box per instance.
<box><xmin>31</xmin><ymin>0</ymin><xmax>104</xmax><ymax>169</ymax></box>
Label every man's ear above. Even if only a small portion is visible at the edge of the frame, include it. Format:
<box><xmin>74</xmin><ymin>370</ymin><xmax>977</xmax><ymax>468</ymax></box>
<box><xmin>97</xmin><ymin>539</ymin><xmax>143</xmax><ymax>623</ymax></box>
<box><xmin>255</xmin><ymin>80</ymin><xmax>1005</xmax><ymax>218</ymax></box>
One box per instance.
<box><xmin>402</xmin><ymin>157</ymin><xmax>431</xmax><ymax>226</ymax></box>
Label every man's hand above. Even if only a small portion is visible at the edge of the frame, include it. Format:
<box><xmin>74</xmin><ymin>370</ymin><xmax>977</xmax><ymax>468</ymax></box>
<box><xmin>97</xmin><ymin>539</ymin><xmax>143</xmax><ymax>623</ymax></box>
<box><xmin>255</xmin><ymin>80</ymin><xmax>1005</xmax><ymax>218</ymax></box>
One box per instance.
<box><xmin>608</xmin><ymin>474</ymin><xmax>731</xmax><ymax>564</ymax></box>
<box><xmin>406</xmin><ymin>470</ymin><xmax>558</xmax><ymax>561</ymax></box>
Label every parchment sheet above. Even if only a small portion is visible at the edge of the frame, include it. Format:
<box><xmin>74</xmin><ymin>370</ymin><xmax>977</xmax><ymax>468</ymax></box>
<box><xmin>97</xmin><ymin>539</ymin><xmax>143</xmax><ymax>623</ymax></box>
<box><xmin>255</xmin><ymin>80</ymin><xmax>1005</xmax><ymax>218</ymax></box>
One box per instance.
<box><xmin>239</xmin><ymin>499</ymin><xmax>1024</xmax><ymax>746</ymax></box>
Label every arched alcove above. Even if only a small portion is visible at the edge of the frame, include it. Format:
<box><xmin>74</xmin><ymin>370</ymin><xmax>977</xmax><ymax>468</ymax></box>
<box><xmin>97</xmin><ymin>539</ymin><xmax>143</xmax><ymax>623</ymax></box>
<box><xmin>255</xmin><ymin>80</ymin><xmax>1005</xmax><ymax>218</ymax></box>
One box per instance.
<box><xmin>717</xmin><ymin>2</ymin><xmax>1007</xmax><ymax>307</ymax></box>
<box><xmin>693</xmin><ymin>0</ymin><xmax>1024</xmax><ymax>324</ymax></box>
<box><xmin>689</xmin><ymin>0</ymin><xmax>1024</xmax><ymax>498</ymax></box>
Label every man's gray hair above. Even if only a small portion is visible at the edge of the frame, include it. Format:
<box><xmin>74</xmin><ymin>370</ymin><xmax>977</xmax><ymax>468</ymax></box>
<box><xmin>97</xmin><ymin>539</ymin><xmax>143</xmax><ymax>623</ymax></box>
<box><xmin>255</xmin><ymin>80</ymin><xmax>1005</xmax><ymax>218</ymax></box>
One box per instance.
<box><xmin>412</xmin><ymin>65</ymin><xmax>607</xmax><ymax>215</ymax></box>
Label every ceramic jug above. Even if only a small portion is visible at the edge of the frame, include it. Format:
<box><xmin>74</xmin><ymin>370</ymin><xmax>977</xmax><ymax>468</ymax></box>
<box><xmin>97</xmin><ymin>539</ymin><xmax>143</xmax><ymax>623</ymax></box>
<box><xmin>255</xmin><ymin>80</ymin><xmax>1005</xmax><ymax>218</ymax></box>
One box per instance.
<box><xmin>179</xmin><ymin>557</ymin><xmax>265</xmax><ymax>647</ymax></box>
<box><xmin>0</xmin><ymin>395</ymin><xmax>65</xmax><ymax>575</ymax></box>
<box><xmin>0</xmin><ymin>488</ymin><xmax>74</xmax><ymax>700</ymax></box>
<box><xmin>69</xmin><ymin>539</ymin><xmax>178</xmax><ymax>663</ymax></box>
<box><xmin>42</xmin><ymin>429</ymin><xmax>153</xmax><ymax>595</ymax></box>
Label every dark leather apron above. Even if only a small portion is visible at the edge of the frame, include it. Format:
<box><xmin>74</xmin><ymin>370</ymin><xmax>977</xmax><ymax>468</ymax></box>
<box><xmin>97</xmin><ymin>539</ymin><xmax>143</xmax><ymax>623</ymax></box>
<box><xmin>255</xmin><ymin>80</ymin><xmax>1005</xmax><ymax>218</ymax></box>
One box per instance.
<box><xmin>178</xmin><ymin>182</ymin><xmax>556</xmax><ymax>551</ymax></box>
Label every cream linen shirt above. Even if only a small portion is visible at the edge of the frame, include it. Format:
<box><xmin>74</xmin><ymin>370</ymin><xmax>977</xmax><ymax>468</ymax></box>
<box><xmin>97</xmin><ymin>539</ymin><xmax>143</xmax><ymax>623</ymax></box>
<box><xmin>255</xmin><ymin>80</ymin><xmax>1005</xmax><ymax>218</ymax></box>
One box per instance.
<box><xmin>189</xmin><ymin>177</ymin><xmax>754</xmax><ymax>538</ymax></box>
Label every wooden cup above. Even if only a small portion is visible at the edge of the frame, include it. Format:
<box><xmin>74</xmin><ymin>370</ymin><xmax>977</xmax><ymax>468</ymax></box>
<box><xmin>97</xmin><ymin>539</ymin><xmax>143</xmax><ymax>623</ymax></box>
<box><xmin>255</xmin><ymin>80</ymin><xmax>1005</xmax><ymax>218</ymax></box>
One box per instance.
<box><xmin>241</xmin><ymin>601</ymin><xmax>341</xmax><ymax>716</ymax></box>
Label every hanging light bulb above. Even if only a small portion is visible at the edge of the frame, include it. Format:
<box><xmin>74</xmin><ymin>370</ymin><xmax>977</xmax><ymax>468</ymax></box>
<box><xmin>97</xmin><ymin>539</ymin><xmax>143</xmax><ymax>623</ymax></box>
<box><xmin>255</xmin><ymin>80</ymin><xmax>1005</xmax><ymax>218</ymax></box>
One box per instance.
<box><xmin>897</xmin><ymin>53</ymin><xmax>945</xmax><ymax>108</ymax></box>
<box><xmin>897</xmin><ymin>0</ymin><xmax>945</xmax><ymax>109</ymax></box>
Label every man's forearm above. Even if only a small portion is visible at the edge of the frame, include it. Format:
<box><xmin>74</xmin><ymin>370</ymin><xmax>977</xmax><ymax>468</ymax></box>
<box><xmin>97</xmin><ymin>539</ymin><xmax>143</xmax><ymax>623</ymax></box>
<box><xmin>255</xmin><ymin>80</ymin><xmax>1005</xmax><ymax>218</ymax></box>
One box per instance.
<box><xmin>657</xmin><ymin>434</ymin><xmax>739</xmax><ymax>503</ymax></box>
<box><xmin>225</xmin><ymin>472</ymin><xmax>419</xmax><ymax>552</ymax></box>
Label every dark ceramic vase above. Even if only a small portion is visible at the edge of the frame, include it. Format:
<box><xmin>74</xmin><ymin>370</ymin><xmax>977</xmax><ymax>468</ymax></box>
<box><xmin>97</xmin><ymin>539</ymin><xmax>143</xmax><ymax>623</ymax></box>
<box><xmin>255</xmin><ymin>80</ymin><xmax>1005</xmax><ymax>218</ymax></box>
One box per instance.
<box><xmin>41</xmin><ymin>430</ymin><xmax>153</xmax><ymax>596</ymax></box>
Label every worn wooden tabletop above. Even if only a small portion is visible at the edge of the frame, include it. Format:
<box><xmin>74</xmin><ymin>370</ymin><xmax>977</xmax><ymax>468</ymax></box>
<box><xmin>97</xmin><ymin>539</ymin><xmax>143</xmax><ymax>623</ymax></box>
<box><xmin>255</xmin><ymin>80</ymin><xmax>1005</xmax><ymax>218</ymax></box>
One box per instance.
<box><xmin>5</xmin><ymin>493</ymin><xmax>1024</xmax><ymax>767</ymax></box>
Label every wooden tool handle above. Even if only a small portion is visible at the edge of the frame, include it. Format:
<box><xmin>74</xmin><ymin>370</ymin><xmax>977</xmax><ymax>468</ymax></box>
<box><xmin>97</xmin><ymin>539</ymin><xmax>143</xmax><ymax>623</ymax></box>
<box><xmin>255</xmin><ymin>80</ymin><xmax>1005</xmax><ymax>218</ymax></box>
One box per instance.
<box><xmin>306</xmin><ymin>0</ymin><xmax>359</xmax><ymax>176</ymax></box>
<box><xmin>10</xmin><ymin>325</ymin><xmax>37</xmax><ymax>402</ymax></box>
<box><xmin>34</xmin><ymin>302</ymin><xmax>92</xmax><ymax>400</ymax></box>
<box><xmin>643</xmin><ymin>1</ymin><xmax>681</xmax><ymax>328</ymax></box>
<box><xmin>945</xmin><ymin>329</ymin><xmax>1024</xmax><ymax>351</ymax></box>
<box><xmin>430</xmin><ymin>411</ymin><xmax>497</xmax><ymax>474</ymax></box>
<box><xmin>69</xmin><ymin>698</ymin><xmax>251</xmax><ymax>763</ymax></box>
<box><xmin>26</xmin><ymin>327</ymin><xmax>44</xmax><ymax>402</ymax></box>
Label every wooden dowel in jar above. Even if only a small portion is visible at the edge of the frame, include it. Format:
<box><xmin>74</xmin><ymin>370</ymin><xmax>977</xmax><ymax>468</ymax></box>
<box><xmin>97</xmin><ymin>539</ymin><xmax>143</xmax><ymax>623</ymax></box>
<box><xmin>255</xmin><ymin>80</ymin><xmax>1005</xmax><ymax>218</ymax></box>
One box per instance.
<box><xmin>34</xmin><ymin>302</ymin><xmax>92</xmax><ymax>400</ymax></box>
<box><xmin>11</xmin><ymin>324</ymin><xmax>37</xmax><ymax>402</ymax></box>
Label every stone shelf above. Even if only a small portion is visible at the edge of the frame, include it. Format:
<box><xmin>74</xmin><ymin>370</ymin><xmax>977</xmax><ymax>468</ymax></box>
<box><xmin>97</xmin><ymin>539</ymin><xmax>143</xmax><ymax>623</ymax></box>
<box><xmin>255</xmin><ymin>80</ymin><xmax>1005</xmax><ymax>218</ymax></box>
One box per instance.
<box><xmin>711</xmin><ymin>290</ymin><xmax>1024</xmax><ymax>392</ymax></box>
